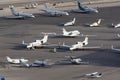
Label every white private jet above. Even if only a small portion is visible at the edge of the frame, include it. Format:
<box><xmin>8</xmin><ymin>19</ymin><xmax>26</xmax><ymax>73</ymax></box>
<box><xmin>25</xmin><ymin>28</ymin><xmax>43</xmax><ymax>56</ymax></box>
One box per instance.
<box><xmin>8</xmin><ymin>5</ymin><xmax>35</xmax><ymax>19</ymax></box>
<box><xmin>86</xmin><ymin>19</ymin><xmax>102</xmax><ymax>27</ymax></box>
<box><xmin>112</xmin><ymin>23</ymin><xmax>120</xmax><ymax>28</ymax></box>
<box><xmin>63</xmin><ymin>18</ymin><xmax>76</xmax><ymax>26</ymax></box>
<box><xmin>6</xmin><ymin>56</ymin><xmax>28</xmax><ymax>64</ymax></box>
<box><xmin>111</xmin><ymin>45</ymin><xmax>120</xmax><ymax>52</ymax></box>
<box><xmin>42</xmin><ymin>4</ymin><xmax>69</xmax><ymax>16</ymax></box>
<box><xmin>60</xmin><ymin>36</ymin><xmax>100</xmax><ymax>50</ymax></box>
<box><xmin>62</xmin><ymin>28</ymin><xmax>80</xmax><ymax>37</ymax></box>
<box><xmin>22</xmin><ymin>34</ymin><xmax>48</xmax><ymax>49</ymax></box>
<box><xmin>65</xmin><ymin>56</ymin><xmax>88</xmax><ymax>64</ymax></box>
<box><xmin>41</xmin><ymin>28</ymin><xmax>96</xmax><ymax>38</ymax></box>
<box><xmin>20</xmin><ymin>59</ymin><xmax>53</xmax><ymax>68</ymax></box>
<box><xmin>85</xmin><ymin>72</ymin><xmax>102</xmax><ymax>78</ymax></box>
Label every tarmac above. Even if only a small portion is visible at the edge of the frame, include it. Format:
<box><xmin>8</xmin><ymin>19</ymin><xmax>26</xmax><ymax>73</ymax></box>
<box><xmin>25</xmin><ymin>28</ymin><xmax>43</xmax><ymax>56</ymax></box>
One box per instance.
<box><xmin>0</xmin><ymin>1</ymin><xmax>120</xmax><ymax>80</ymax></box>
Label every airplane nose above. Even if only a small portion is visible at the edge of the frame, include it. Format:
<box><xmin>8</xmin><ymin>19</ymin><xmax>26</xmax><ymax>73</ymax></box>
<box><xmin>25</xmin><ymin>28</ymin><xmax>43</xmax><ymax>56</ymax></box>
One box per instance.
<box><xmin>66</xmin><ymin>13</ymin><xmax>69</xmax><ymax>16</ymax></box>
<box><xmin>95</xmin><ymin>10</ymin><xmax>99</xmax><ymax>13</ymax></box>
<box><xmin>31</xmin><ymin>15</ymin><xmax>35</xmax><ymax>18</ymax></box>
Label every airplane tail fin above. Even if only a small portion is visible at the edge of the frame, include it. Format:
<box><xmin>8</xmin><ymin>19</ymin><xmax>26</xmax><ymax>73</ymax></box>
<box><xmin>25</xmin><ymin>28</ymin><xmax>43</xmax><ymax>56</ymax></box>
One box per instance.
<box><xmin>73</xmin><ymin>17</ymin><xmax>76</xmax><ymax>23</ymax></box>
<box><xmin>77</xmin><ymin>0</ymin><xmax>81</xmax><ymax>9</ymax></box>
<box><xmin>42</xmin><ymin>34</ymin><xmax>48</xmax><ymax>43</ymax></box>
<box><xmin>83</xmin><ymin>36</ymin><xmax>88</xmax><ymax>45</ymax></box>
<box><xmin>117</xmin><ymin>34</ymin><xmax>120</xmax><ymax>37</ymax></box>
<box><xmin>6</xmin><ymin>56</ymin><xmax>12</xmax><ymax>62</ymax></box>
<box><xmin>97</xmin><ymin>19</ymin><xmax>101</xmax><ymax>24</ymax></box>
<box><xmin>111</xmin><ymin>45</ymin><xmax>114</xmax><ymax>50</ymax></box>
<box><xmin>62</xmin><ymin>28</ymin><xmax>67</xmax><ymax>35</ymax></box>
<box><xmin>22</xmin><ymin>40</ymin><xmax>25</xmax><ymax>44</ymax></box>
<box><xmin>9</xmin><ymin>5</ymin><xmax>17</xmax><ymax>16</ymax></box>
<box><xmin>43</xmin><ymin>4</ymin><xmax>48</xmax><ymax>10</ymax></box>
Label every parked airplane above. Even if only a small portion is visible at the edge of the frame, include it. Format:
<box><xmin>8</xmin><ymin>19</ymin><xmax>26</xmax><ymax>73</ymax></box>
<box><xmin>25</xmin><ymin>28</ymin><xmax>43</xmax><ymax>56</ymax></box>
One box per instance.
<box><xmin>20</xmin><ymin>59</ymin><xmax>53</xmax><ymax>67</ymax></box>
<box><xmin>63</xmin><ymin>18</ymin><xmax>76</xmax><ymax>26</ymax></box>
<box><xmin>85</xmin><ymin>19</ymin><xmax>102</xmax><ymax>27</ymax></box>
<box><xmin>112</xmin><ymin>23</ymin><xmax>120</xmax><ymax>28</ymax></box>
<box><xmin>6</xmin><ymin>56</ymin><xmax>28</xmax><ymax>64</ymax></box>
<box><xmin>22</xmin><ymin>34</ymin><xmax>48</xmax><ymax>49</ymax></box>
<box><xmin>62</xmin><ymin>28</ymin><xmax>80</xmax><ymax>37</ymax></box>
<box><xmin>60</xmin><ymin>36</ymin><xmax>100</xmax><ymax>50</ymax></box>
<box><xmin>85</xmin><ymin>72</ymin><xmax>102</xmax><ymax>78</ymax></box>
<box><xmin>43</xmin><ymin>4</ymin><xmax>69</xmax><ymax>16</ymax></box>
<box><xmin>77</xmin><ymin>0</ymin><xmax>98</xmax><ymax>13</ymax></box>
<box><xmin>111</xmin><ymin>45</ymin><xmax>120</xmax><ymax>52</ymax></box>
<box><xmin>65</xmin><ymin>56</ymin><xmax>88</xmax><ymax>64</ymax></box>
<box><xmin>41</xmin><ymin>28</ymin><xmax>96</xmax><ymax>38</ymax></box>
<box><xmin>9</xmin><ymin>5</ymin><xmax>35</xmax><ymax>19</ymax></box>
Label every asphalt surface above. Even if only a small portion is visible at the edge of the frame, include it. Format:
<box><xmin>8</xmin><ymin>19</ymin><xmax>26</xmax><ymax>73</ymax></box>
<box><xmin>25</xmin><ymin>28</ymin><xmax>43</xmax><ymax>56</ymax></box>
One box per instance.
<box><xmin>0</xmin><ymin>5</ymin><xmax>120</xmax><ymax>80</ymax></box>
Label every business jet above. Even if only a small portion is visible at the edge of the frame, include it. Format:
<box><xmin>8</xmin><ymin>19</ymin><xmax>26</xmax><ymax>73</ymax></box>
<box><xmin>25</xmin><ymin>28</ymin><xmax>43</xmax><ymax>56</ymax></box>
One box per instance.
<box><xmin>65</xmin><ymin>56</ymin><xmax>88</xmax><ymax>64</ymax></box>
<box><xmin>112</xmin><ymin>23</ymin><xmax>120</xmax><ymax>28</ymax></box>
<box><xmin>22</xmin><ymin>34</ymin><xmax>48</xmax><ymax>49</ymax></box>
<box><xmin>111</xmin><ymin>45</ymin><xmax>120</xmax><ymax>52</ymax></box>
<box><xmin>85</xmin><ymin>19</ymin><xmax>102</xmax><ymax>27</ymax></box>
<box><xmin>60</xmin><ymin>36</ymin><xmax>100</xmax><ymax>50</ymax></box>
<box><xmin>85</xmin><ymin>72</ymin><xmax>102</xmax><ymax>78</ymax></box>
<box><xmin>20</xmin><ymin>59</ymin><xmax>53</xmax><ymax>68</ymax></box>
<box><xmin>42</xmin><ymin>4</ymin><xmax>69</xmax><ymax>16</ymax></box>
<box><xmin>41</xmin><ymin>28</ymin><xmax>96</xmax><ymax>38</ymax></box>
<box><xmin>8</xmin><ymin>5</ymin><xmax>35</xmax><ymax>19</ymax></box>
<box><xmin>6</xmin><ymin>56</ymin><xmax>28</xmax><ymax>64</ymax></box>
<box><xmin>77</xmin><ymin>0</ymin><xmax>98</xmax><ymax>13</ymax></box>
<box><xmin>63</xmin><ymin>18</ymin><xmax>76</xmax><ymax>26</ymax></box>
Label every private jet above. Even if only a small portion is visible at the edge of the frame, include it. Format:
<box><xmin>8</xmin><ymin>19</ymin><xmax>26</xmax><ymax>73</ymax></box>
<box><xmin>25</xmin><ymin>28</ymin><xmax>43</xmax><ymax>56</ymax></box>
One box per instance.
<box><xmin>42</xmin><ymin>4</ymin><xmax>69</xmax><ymax>16</ymax></box>
<box><xmin>65</xmin><ymin>56</ymin><xmax>87</xmax><ymax>64</ymax></box>
<box><xmin>8</xmin><ymin>5</ymin><xmax>35</xmax><ymax>19</ymax></box>
<box><xmin>60</xmin><ymin>36</ymin><xmax>100</xmax><ymax>50</ymax></box>
<box><xmin>77</xmin><ymin>0</ymin><xmax>98</xmax><ymax>13</ymax></box>
<box><xmin>6</xmin><ymin>56</ymin><xmax>28</xmax><ymax>64</ymax></box>
<box><xmin>112</xmin><ymin>23</ymin><xmax>120</xmax><ymax>28</ymax></box>
<box><xmin>41</xmin><ymin>28</ymin><xmax>96</xmax><ymax>38</ymax></box>
<box><xmin>85</xmin><ymin>72</ymin><xmax>102</xmax><ymax>78</ymax></box>
<box><xmin>85</xmin><ymin>19</ymin><xmax>102</xmax><ymax>27</ymax></box>
<box><xmin>20</xmin><ymin>59</ymin><xmax>53</xmax><ymax>68</ymax></box>
<box><xmin>63</xmin><ymin>18</ymin><xmax>76</xmax><ymax>26</ymax></box>
<box><xmin>22</xmin><ymin>34</ymin><xmax>48</xmax><ymax>49</ymax></box>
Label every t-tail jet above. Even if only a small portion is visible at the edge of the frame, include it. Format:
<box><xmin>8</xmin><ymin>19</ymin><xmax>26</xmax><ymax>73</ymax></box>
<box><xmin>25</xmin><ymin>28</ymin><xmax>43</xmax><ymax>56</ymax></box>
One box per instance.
<box><xmin>77</xmin><ymin>0</ymin><xmax>98</xmax><ymax>13</ymax></box>
<box><xmin>85</xmin><ymin>19</ymin><xmax>102</xmax><ymax>27</ymax></box>
<box><xmin>9</xmin><ymin>5</ymin><xmax>35</xmax><ymax>19</ymax></box>
<box><xmin>60</xmin><ymin>37</ymin><xmax>100</xmax><ymax>50</ymax></box>
<box><xmin>63</xmin><ymin>18</ymin><xmax>76</xmax><ymax>26</ymax></box>
<box><xmin>6</xmin><ymin>56</ymin><xmax>28</xmax><ymax>64</ymax></box>
<box><xmin>85</xmin><ymin>72</ymin><xmax>102</xmax><ymax>78</ymax></box>
<box><xmin>43</xmin><ymin>4</ymin><xmax>69</xmax><ymax>16</ymax></box>
<box><xmin>22</xmin><ymin>34</ymin><xmax>48</xmax><ymax>49</ymax></box>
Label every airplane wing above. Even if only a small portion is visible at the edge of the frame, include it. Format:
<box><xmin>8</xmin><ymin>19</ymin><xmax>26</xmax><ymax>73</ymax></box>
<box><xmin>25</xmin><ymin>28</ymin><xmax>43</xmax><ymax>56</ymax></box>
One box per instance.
<box><xmin>5</xmin><ymin>16</ymin><xmax>24</xmax><ymax>19</ymax></box>
<box><xmin>36</xmin><ymin>43</ymin><xmax>60</xmax><ymax>48</ymax></box>
<box><xmin>59</xmin><ymin>45</ymin><xmax>101</xmax><ymax>50</ymax></box>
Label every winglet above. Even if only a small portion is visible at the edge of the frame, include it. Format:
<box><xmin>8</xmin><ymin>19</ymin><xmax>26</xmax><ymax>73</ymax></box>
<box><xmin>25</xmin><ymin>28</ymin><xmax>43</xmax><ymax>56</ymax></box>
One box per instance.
<box><xmin>22</xmin><ymin>40</ymin><xmax>25</xmax><ymax>44</ymax></box>
<box><xmin>111</xmin><ymin>45</ymin><xmax>114</xmax><ymax>49</ymax></box>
